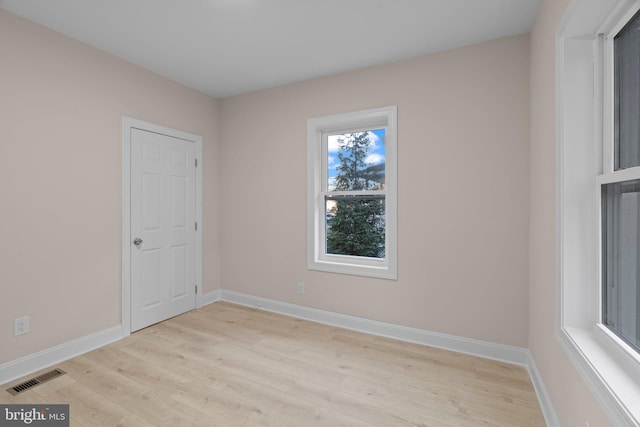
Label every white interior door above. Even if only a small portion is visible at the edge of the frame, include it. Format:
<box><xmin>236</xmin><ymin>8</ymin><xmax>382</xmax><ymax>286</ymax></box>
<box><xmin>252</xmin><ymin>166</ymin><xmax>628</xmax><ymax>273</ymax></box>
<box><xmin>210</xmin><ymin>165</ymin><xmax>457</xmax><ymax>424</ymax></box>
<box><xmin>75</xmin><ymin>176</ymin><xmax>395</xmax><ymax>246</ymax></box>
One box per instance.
<box><xmin>130</xmin><ymin>128</ymin><xmax>196</xmax><ymax>331</ymax></box>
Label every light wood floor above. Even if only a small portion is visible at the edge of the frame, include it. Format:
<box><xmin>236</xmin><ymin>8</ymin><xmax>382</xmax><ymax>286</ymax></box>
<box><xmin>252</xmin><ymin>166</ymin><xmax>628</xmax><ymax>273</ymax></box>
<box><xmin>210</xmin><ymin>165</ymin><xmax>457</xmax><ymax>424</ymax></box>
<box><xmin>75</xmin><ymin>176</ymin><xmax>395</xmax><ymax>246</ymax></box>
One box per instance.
<box><xmin>1</xmin><ymin>302</ymin><xmax>546</xmax><ymax>426</ymax></box>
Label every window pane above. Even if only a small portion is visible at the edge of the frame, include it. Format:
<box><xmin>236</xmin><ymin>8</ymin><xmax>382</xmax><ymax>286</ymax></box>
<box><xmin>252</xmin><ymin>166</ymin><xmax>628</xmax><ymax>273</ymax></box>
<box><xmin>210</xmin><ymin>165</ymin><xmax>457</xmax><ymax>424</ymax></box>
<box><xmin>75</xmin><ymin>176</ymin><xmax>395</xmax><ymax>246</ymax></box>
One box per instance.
<box><xmin>325</xmin><ymin>195</ymin><xmax>385</xmax><ymax>259</ymax></box>
<box><xmin>327</xmin><ymin>129</ymin><xmax>385</xmax><ymax>191</ymax></box>
<box><xmin>602</xmin><ymin>179</ymin><xmax>640</xmax><ymax>352</ymax></box>
<box><xmin>614</xmin><ymin>9</ymin><xmax>640</xmax><ymax>170</ymax></box>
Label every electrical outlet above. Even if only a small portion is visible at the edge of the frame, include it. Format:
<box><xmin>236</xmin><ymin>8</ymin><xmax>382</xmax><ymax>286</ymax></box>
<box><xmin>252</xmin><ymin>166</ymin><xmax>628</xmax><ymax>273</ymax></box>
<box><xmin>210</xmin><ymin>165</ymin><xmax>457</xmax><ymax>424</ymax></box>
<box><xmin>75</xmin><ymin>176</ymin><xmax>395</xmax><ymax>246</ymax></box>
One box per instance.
<box><xmin>14</xmin><ymin>316</ymin><xmax>29</xmax><ymax>336</ymax></box>
<box><xmin>297</xmin><ymin>282</ymin><xmax>305</xmax><ymax>294</ymax></box>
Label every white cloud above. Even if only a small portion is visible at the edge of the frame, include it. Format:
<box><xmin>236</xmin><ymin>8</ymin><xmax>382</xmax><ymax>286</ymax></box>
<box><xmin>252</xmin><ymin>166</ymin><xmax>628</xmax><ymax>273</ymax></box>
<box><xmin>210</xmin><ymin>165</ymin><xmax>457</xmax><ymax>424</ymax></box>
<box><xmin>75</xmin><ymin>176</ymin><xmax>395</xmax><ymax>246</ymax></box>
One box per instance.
<box><xmin>365</xmin><ymin>153</ymin><xmax>384</xmax><ymax>165</ymax></box>
<box><xmin>366</xmin><ymin>131</ymin><xmax>380</xmax><ymax>149</ymax></box>
<box><xmin>328</xmin><ymin>177</ymin><xmax>337</xmax><ymax>190</ymax></box>
<box><xmin>328</xmin><ymin>131</ymin><xmax>381</xmax><ymax>153</ymax></box>
<box><xmin>328</xmin><ymin>135</ymin><xmax>341</xmax><ymax>153</ymax></box>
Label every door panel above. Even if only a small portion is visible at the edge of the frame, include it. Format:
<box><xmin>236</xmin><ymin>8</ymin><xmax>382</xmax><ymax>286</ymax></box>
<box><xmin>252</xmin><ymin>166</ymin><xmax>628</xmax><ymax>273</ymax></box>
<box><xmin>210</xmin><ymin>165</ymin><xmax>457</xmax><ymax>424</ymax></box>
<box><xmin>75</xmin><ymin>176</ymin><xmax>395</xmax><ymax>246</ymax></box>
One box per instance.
<box><xmin>171</xmin><ymin>244</ymin><xmax>188</xmax><ymax>299</ymax></box>
<box><xmin>131</xmin><ymin>128</ymin><xmax>196</xmax><ymax>331</ymax></box>
<box><xmin>171</xmin><ymin>176</ymin><xmax>187</xmax><ymax>227</ymax></box>
<box><xmin>143</xmin><ymin>173</ymin><xmax>161</xmax><ymax>229</ymax></box>
<box><xmin>142</xmin><ymin>249</ymin><xmax>161</xmax><ymax>307</ymax></box>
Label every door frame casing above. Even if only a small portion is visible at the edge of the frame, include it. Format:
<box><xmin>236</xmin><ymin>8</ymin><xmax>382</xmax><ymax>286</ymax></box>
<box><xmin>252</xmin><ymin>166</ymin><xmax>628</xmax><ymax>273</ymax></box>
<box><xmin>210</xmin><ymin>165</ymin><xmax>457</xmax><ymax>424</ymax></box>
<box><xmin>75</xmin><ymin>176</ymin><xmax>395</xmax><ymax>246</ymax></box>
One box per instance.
<box><xmin>121</xmin><ymin>116</ymin><xmax>203</xmax><ymax>337</ymax></box>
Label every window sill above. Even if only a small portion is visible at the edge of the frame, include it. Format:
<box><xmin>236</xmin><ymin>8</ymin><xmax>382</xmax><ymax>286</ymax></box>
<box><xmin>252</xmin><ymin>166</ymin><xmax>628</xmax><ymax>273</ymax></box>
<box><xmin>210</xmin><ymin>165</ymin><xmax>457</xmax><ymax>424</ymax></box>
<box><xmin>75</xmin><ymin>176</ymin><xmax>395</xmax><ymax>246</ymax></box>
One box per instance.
<box><xmin>308</xmin><ymin>258</ymin><xmax>397</xmax><ymax>280</ymax></box>
<box><xmin>558</xmin><ymin>326</ymin><xmax>640</xmax><ymax>425</ymax></box>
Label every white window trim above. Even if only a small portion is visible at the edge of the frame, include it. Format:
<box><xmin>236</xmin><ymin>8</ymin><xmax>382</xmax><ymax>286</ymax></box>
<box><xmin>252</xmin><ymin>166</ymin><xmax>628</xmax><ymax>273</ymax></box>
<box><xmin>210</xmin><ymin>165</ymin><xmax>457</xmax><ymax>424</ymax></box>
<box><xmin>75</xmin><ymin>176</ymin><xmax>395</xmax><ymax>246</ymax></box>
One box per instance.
<box><xmin>557</xmin><ymin>1</ymin><xmax>640</xmax><ymax>425</ymax></box>
<box><xmin>307</xmin><ymin>106</ymin><xmax>397</xmax><ymax>280</ymax></box>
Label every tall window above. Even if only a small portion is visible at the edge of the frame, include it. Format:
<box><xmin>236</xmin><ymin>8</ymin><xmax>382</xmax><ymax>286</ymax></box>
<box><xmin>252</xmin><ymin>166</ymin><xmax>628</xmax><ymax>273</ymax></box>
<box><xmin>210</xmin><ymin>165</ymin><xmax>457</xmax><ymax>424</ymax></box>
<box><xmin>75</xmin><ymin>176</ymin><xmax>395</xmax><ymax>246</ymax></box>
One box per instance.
<box><xmin>307</xmin><ymin>106</ymin><xmax>397</xmax><ymax>279</ymax></box>
<box><xmin>558</xmin><ymin>1</ymin><xmax>640</xmax><ymax>424</ymax></box>
<box><xmin>326</xmin><ymin>130</ymin><xmax>386</xmax><ymax>259</ymax></box>
<box><xmin>601</xmin><ymin>9</ymin><xmax>640</xmax><ymax>355</ymax></box>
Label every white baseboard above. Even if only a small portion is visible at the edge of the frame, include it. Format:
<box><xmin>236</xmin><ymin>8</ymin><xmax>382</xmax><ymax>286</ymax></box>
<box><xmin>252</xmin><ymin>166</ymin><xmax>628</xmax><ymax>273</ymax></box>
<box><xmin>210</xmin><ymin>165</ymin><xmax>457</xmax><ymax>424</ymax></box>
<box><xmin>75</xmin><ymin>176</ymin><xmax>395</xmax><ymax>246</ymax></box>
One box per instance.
<box><xmin>0</xmin><ymin>325</ymin><xmax>122</xmax><ymax>386</ymax></box>
<box><xmin>201</xmin><ymin>289</ymin><xmax>221</xmax><ymax>307</ymax></box>
<box><xmin>527</xmin><ymin>353</ymin><xmax>561</xmax><ymax>427</ymax></box>
<box><xmin>219</xmin><ymin>290</ymin><xmax>529</xmax><ymax>366</ymax></box>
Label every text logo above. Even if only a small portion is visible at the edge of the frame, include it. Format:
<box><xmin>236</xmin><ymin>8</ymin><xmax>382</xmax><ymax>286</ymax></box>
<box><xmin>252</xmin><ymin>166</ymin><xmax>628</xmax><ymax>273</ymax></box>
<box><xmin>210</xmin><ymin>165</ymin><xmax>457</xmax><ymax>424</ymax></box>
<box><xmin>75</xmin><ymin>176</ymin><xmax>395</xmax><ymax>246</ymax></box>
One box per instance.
<box><xmin>0</xmin><ymin>405</ymin><xmax>68</xmax><ymax>426</ymax></box>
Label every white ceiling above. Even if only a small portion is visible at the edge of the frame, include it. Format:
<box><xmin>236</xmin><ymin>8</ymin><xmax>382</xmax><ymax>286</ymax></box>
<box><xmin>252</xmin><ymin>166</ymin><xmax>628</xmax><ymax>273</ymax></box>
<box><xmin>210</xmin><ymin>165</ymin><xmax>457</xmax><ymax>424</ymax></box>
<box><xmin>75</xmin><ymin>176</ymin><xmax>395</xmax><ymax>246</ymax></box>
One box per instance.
<box><xmin>0</xmin><ymin>0</ymin><xmax>540</xmax><ymax>98</ymax></box>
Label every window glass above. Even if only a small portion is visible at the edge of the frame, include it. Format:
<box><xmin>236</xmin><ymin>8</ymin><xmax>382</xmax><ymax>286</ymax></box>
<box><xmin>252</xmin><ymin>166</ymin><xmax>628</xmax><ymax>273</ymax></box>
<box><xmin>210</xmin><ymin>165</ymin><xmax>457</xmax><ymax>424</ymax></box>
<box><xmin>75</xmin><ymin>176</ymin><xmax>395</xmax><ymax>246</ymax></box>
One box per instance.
<box><xmin>325</xmin><ymin>195</ymin><xmax>385</xmax><ymax>258</ymax></box>
<box><xmin>614</xmin><ymin>9</ymin><xmax>640</xmax><ymax>170</ymax></box>
<box><xmin>324</xmin><ymin>129</ymin><xmax>386</xmax><ymax>259</ymax></box>
<box><xmin>327</xmin><ymin>130</ymin><xmax>386</xmax><ymax>191</ymax></box>
<box><xmin>602</xmin><ymin>179</ymin><xmax>640</xmax><ymax>353</ymax></box>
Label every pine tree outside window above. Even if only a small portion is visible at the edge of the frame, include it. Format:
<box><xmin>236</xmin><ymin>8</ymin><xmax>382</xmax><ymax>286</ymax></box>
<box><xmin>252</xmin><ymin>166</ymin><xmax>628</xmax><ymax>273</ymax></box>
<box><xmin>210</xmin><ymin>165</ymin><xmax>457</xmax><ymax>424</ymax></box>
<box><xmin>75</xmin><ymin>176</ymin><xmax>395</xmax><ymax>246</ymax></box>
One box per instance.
<box><xmin>326</xmin><ymin>130</ymin><xmax>386</xmax><ymax>259</ymax></box>
<box><xmin>307</xmin><ymin>106</ymin><xmax>397</xmax><ymax>279</ymax></box>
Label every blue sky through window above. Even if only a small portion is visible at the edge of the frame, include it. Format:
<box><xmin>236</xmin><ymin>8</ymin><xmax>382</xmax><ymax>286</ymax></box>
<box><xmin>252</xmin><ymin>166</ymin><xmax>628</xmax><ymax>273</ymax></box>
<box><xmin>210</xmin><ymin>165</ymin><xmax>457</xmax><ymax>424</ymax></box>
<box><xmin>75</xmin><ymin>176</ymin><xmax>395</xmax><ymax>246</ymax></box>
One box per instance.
<box><xmin>327</xmin><ymin>128</ymin><xmax>386</xmax><ymax>190</ymax></box>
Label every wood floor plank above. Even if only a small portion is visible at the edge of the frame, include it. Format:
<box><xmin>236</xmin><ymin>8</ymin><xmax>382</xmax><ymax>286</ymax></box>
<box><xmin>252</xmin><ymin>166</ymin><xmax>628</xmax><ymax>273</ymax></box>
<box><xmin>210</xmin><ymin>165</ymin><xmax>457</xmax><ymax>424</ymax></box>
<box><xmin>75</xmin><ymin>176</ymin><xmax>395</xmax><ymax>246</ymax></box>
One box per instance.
<box><xmin>1</xmin><ymin>302</ymin><xmax>546</xmax><ymax>426</ymax></box>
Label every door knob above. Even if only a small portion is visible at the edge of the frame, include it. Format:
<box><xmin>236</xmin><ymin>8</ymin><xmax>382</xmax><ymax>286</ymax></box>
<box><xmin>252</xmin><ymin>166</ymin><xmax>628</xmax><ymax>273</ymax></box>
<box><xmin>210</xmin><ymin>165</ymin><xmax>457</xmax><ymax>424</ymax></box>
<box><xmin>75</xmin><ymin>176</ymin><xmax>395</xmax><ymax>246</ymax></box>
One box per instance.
<box><xmin>133</xmin><ymin>237</ymin><xmax>143</xmax><ymax>246</ymax></box>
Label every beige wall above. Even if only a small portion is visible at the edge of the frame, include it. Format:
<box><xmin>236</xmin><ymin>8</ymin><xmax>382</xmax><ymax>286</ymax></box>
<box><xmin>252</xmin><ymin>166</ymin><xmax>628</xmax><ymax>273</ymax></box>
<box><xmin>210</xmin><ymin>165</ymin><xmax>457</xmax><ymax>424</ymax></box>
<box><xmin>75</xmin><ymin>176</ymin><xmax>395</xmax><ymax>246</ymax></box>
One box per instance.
<box><xmin>0</xmin><ymin>10</ymin><xmax>221</xmax><ymax>364</ymax></box>
<box><xmin>220</xmin><ymin>34</ymin><xmax>531</xmax><ymax>348</ymax></box>
<box><xmin>529</xmin><ymin>0</ymin><xmax>613</xmax><ymax>425</ymax></box>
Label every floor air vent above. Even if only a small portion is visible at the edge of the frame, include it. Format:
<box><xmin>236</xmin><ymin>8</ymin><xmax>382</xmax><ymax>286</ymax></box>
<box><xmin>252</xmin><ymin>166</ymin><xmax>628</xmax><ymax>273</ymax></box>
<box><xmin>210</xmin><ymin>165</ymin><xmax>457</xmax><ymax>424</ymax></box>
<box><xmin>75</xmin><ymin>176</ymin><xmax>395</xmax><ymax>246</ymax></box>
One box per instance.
<box><xmin>6</xmin><ymin>368</ymin><xmax>66</xmax><ymax>395</ymax></box>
